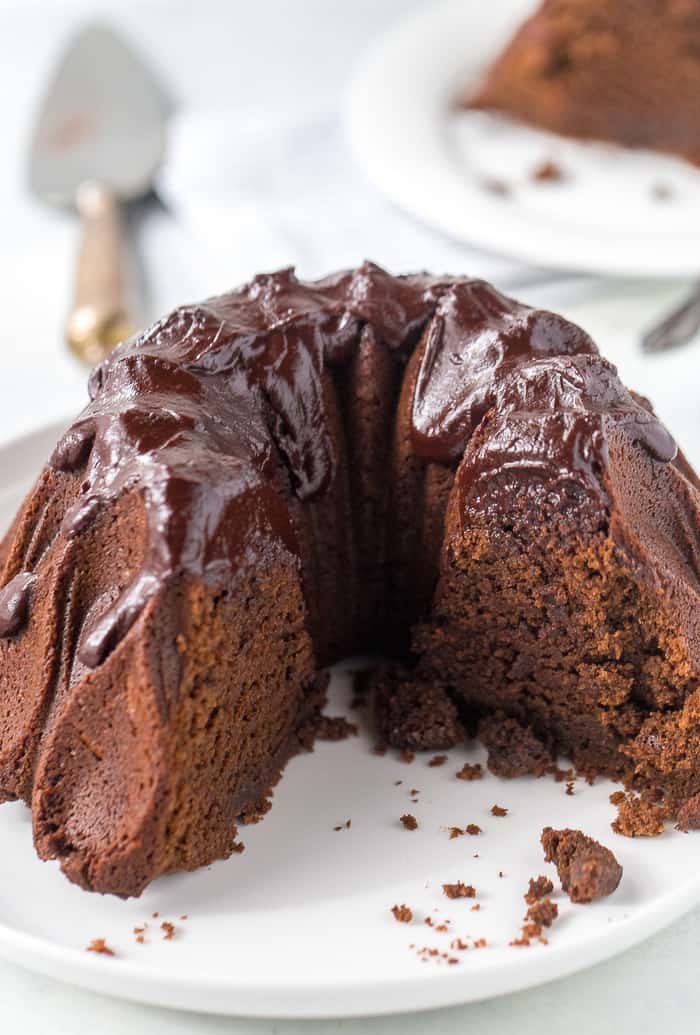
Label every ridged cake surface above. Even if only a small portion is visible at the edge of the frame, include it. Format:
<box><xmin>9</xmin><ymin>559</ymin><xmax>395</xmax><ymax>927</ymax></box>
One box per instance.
<box><xmin>1</xmin><ymin>263</ymin><xmax>699</xmax><ymax>895</ymax></box>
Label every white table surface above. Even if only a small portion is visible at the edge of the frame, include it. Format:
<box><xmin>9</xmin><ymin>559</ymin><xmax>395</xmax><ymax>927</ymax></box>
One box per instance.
<box><xmin>1</xmin><ymin>0</ymin><xmax>700</xmax><ymax>1030</ymax></box>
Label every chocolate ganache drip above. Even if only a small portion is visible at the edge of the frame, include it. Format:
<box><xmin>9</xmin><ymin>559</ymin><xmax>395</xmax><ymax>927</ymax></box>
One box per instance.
<box><xmin>0</xmin><ymin>573</ymin><xmax>38</xmax><ymax>637</ymax></box>
<box><xmin>0</xmin><ymin>263</ymin><xmax>677</xmax><ymax>663</ymax></box>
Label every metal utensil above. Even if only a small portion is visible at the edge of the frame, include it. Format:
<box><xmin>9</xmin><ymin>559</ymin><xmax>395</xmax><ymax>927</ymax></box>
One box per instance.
<box><xmin>641</xmin><ymin>281</ymin><xmax>700</xmax><ymax>354</ymax></box>
<box><xmin>28</xmin><ymin>23</ymin><xmax>168</xmax><ymax>365</ymax></box>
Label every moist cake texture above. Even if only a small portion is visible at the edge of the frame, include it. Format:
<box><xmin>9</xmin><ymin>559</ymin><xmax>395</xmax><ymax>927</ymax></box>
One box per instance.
<box><xmin>464</xmin><ymin>0</ymin><xmax>700</xmax><ymax>167</ymax></box>
<box><xmin>0</xmin><ymin>262</ymin><xmax>699</xmax><ymax>895</ymax></box>
<box><xmin>542</xmin><ymin>826</ymin><xmax>622</xmax><ymax>902</ymax></box>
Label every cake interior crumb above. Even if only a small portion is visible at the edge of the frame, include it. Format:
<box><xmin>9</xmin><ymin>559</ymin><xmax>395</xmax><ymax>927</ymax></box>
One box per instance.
<box><xmin>391</xmin><ymin>903</ymin><xmax>413</xmax><ymax>923</ymax></box>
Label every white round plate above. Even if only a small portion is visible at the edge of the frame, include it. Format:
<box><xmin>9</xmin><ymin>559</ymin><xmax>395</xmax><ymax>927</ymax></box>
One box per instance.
<box><xmin>1</xmin><ymin>422</ymin><xmax>700</xmax><ymax>1018</ymax></box>
<box><xmin>348</xmin><ymin>0</ymin><xmax>700</xmax><ymax>278</ymax></box>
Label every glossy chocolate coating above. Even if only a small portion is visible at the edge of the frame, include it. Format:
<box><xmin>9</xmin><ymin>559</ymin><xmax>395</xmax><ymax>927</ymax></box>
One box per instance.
<box><xmin>0</xmin><ymin>572</ymin><xmax>37</xmax><ymax>637</ymax></box>
<box><xmin>0</xmin><ymin>263</ymin><xmax>677</xmax><ymax>666</ymax></box>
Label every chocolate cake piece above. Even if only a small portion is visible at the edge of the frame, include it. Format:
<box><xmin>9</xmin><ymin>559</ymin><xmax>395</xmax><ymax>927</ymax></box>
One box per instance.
<box><xmin>610</xmin><ymin>791</ymin><xmax>665</xmax><ymax>837</ymax></box>
<box><xmin>479</xmin><ymin>713</ymin><xmax>552</xmax><ymax>778</ymax></box>
<box><xmin>0</xmin><ymin>263</ymin><xmax>699</xmax><ymax>896</ymax></box>
<box><xmin>464</xmin><ymin>0</ymin><xmax>700</xmax><ymax>167</ymax></box>
<box><xmin>542</xmin><ymin>826</ymin><xmax>622</xmax><ymax>902</ymax></box>
<box><xmin>373</xmin><ymin>665</ymin><xmax>465</xmax><ymax>750</ymax></box>
<box><xmin>525</xmin><ymin>875</ymin><xmax>554</xmax><ymax>904</ymax></box>
<box><xmin>526</xmin><ymin>898</ymin><xmax>558</xmax><ymax>927</ymax></box>
<box><xmin>676</xmin><ymin>793</ymin><xmax>700</xmax><ymax>832</ymax></box>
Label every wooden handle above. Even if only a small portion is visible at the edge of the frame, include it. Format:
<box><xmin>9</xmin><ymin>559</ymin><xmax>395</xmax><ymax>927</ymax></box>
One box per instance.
<box><xmin>65</xmin><ymin>181</ymin><xmax>135</xmax><ymax>366</ymax></box>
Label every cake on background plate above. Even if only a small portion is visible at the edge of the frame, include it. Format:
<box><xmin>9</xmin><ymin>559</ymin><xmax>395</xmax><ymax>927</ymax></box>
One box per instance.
<box><xmin>464</xmin><ymin>0</ymin><xmax>700</xmax><ymax>168</ymax></box>
<box><xmin>0</xmin><ymin>262</ymin><xmax>699</xmax><ymax>897</ymax></box>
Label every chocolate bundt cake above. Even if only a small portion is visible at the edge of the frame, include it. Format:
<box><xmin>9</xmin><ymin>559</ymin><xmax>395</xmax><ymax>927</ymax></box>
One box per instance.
<box><xmin>464</xmin><ymin>0</ymin><xmax>700</xmax><ymax>167</ymax></box>
<box><xmin>1</xmin><ymin>263</ymin><xmax>700</xmax><ymax>897</ymax></box>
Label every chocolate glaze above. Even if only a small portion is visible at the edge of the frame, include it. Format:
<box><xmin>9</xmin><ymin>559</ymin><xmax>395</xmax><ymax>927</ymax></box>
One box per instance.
<box><xmin>2</xmin><ymin>261</ymin><xmax>699</xmax><ymax>900</ymax></box>
<box><xmin>410</xmin><ymin>280</ymin><xmax>598</xmax><ymax>460</ymax></box>
<box><xmin>454</xmin><ymin>353</ymin><xmax>678</xmax><ymax>514</ymax></box>
<box><xmin>1</xmin><ymin>263</ymin><xmax>678</xmax><ymax>667</ymax></box>
<box><xmin>0</xmin><ymin>572</ymin><xmax>38</xmax><ymax>637</ymax></box>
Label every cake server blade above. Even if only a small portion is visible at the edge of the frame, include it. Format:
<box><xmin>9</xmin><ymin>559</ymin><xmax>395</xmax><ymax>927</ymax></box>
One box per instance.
<box><xmin>27</xmin><ymin>23</ymin><xmax>169</xmax><ymax>365</ymax></box>
<box><xmin>28</xmin><ymin>22</ymin><xmax>168</xmax><ymax>207</ymax></box>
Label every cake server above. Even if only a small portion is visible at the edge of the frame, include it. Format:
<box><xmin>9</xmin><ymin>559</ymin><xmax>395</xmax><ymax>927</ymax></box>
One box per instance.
<box><xmin>641</xmin><ymin>281</ymin><xmax>700</xmax><ymax>354</ymax></box>
<box><xmin>28</xmin><ymin>23</ymin><xmax>168</xmax><ymax>366</ymax></box>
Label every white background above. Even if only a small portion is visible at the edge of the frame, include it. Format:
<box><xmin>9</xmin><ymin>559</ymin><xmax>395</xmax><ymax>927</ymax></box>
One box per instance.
<box><xmin>1</xmin><ymin>0</ymin><xmax>700</xmax><ymax>1031</ymax></box>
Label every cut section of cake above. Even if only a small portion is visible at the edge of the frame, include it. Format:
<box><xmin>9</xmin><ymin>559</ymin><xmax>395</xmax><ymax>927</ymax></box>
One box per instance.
<box><xmin>0</xmin><ymin>263</ymin><xmax>699</xmax><ymax>896</ymax></box>
<box><xmin>464</xmin><ymin>0</ymin><xmax>700</xmax><ymax>167</ymax></box>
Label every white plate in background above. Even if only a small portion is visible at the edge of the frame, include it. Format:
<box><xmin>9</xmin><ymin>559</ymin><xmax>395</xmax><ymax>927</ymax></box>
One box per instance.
<box><xmin>0</xmin><ymin>422</ymin><xmax>700</xmax><ymax>1018</ymax></box>
<box><xmin>348</xmin><ymin>0</ymin><xmax>700</xmax><ymax>278</ymax></box>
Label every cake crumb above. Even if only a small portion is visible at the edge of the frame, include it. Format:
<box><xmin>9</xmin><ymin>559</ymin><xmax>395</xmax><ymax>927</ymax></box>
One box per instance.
<box><xmin>372</xmin><ymin>666</ymin><xmax>464</xmax><ymax>750</ymax></box>
<box><xmin>471</xmin><ymin>903</ymin><xmax>481</xmax><ymax>911</ymax></box>
<box><xmin>456</xmin><ymin>762</ymin><xmax>483</xmax><ymax>781</ymax></box>
<box><xmin>151</xmin><ymin>912</ymin><xmax>159</xmax><ymax>918</ymax></box>
<box><xmin>542</xmin><ymin>826</ymin><xmax>622</xmax><ymax>902</ymax></box>
<box><xmin>610</xmin><ymin>791</ymin><xmax>665</xmax><ymax>837</ymax></box>
<box><xmin>676</xmin><ymin>792</ymin><xmax>700</xmax><ymax>831</ymax></box>
<box><xmin>451</xmin><ymin>937</ymin><xmax>469</xmax><ymax>951</ymax></box>
<box><xmin>491</xmin><ymin>804</ymin><xmax>508</xmax><ymax>817</ymax></box>
<box><xmin>161</xmin><ymin>921</ymin><xmax>175</xmax><ymax>941</ymax></box>
<box><xmin>241</xmin><ymin>796</ymin><xmax>272</xmax><ymax>825</ymax></box>
<box><xmin>498</xmin><ymin>871</ymin><xmax>505</xmax><ymax>878</ymax></box>
<box><xmin>400</xmin><ymin>749</ymin><xmax>415</xmax><ymax>764</ymax></box>
<box><xmin>525</xmin><ymin>875</ymin><xmax>554</xmax><ymax>904</ymax></box>
<box><xmin>442</xmin><ymin>881</ymin><xmax>476</xmax><ymax>900</ymax></box>
<box><xmin>428</xmin><ymin>754</ymin><xmax>448</xmax><ymax>767</ymax></box>
<box><xmin>448</xmin><ymin>826</ymin><xmax>465</xmax><ymax>839</ymax></box>
<box><xmin>565</xmin><ymin>780</ymin><xmax>575</xmax><ymax>796</ymax></box>
<box><xmin>511</xmin><ymin>898</ymin><xmax>558</xmax><ymax>947</ymax></box>
<box><xmin>466</xmin><ymin>823</ymin><xmax>482</xmax><ymax>835</ymax></box>
<box><xmin>480</xmin><ymin>714</ymin><xmax>551</xmax><ymax>778</ymax></box>
<box><xmin>473</xmin><ymin>938</ymin><xmax>487</xmax><ymax>948</ymax></box>
<box><xmin>392</xmin><ymin>904</ymin><xmax>413</xmax><ymax>923</ymax></box>
<box><xmin>482</xmin><ymin>177</ymin><xmax>510</xmax><ymax>197</ymax></box>
<box><xmin>652</xmin><ymin>181</ymin><xmax>674</xmax><ymax>201</ymax></box>
<box><xmin>231</xmin><ymin>840</ymin><xmax>245</xmax><ymax>854</ymax></box>
<box><xmin>180</xmin><ymin>914</ymin><xmax>188</xmax><ymax>920</ymax></box>
<box><xmin>400</xmin><ymin>813</ymin><xmax>418</xmax><ymax>830</ymax></box>
<box><xmin>531</xmin><ymin>159</ymin><xmax>565</xmax><ymax>183</ymax></box>
<box><xmin>333</xmin><ymin>819</ymin><xmax>352</xmax><ymax>831</ymax></box>
<box><xmin>314</xmin><ymin>715</ymin><xmax>358</xmax><ymax>741</ymax></box>
<box><xmin>87</xmin><ymin>938</ymin><xmax>115</xmax><ymax>956</ymax></box>
<box><xmin>412</xmin><ymin>943</ymin><xmax>463</xmax><ymax>965</ymax></box>
<box><xmin>526</xmin><ymin>898</ymin><xmax>558</xmax><ymax>928</ymax></box>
